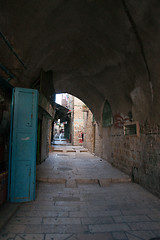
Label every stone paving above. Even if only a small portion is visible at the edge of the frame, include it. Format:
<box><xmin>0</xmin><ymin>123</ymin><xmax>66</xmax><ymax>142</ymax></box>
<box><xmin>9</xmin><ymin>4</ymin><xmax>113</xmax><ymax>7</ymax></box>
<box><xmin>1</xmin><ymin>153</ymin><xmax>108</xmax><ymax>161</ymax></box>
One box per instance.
<box><xmin>37</xmin><ymin>145</ymin><xmax>131</xmax><ymax>186</ymax></box>
<box><xmin>0</xmin><ymin>146</ymin><xmax>160</xmax><ymax>240</ymax></box>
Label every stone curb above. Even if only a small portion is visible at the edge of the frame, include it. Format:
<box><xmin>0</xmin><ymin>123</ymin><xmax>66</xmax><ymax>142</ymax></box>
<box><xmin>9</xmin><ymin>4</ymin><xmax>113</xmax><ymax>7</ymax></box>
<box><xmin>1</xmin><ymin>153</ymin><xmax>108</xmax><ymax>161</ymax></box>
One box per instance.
<box><xmin>76</xmin><ymin>179</ymin><xmax>99</xmax><ymax>184</ymax></box>
<box><xmin>37</xmin><ymin>177</ymin><xmax>132</xmax><ymax>186</ymax></box>
<box><xmin>52</xmin><ymin>149</ymin><xmax>63</xmax><ymax>152</ymax></box>
<box><xmin>36</xmin><ymin>177</ymin><xmax>66</xmax><ymax>184</ymax></box>
<box><xmin>49</xmin><ymin>149</ymin><xmax>88</xmax><ymax>153</ymax></box>
<box><xmin>66</xmin><ymin>150</ymin><xmax>76</xmax><ymax>152</ymax></box>
<box><xmin>98</xmin><ymin>177</ymin><xmax>131</xmax><ymax>187</ymax></box>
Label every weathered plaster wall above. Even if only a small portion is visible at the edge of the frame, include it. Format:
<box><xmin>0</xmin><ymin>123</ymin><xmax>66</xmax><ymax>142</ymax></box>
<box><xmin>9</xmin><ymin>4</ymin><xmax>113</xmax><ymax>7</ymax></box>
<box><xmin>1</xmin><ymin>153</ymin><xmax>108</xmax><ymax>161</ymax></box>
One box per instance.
<box><xmin>83</xmin><ymin>110</ymin><xmax>94</xmax><ymax>153</ymax></box>
<box><xmin>72</xmin><ymin>97</ymin><xmax>85</xmax><ymax>146</ymax></box>
<box><xmin>97</xmin><ymin>118</ymin><xmax>160</xmax><ymax>198</ymax></box>
<box><xmin>38</xmin><ymin>93</ymin><xmax>55</xmax><ymax>162</ymax></box>
<box><xmin>83</xmin><ymin>99</ymin><xmax>160</xmax><ymax>197</ymax></box>
<box><xmin>39</xmin><ymin>93</ymin><xmax>55</xmax><ymax>118</ymax></box>
<box><xmin>41</xmin><ymin>116</ymin><xmax>49</xmax><ymax>162</ymax></box>
<box><xmin>93</xmin><ymin>124</ymin><xmax>102</xmax><ymax>158</ymax></box>
<box><xmin>83</xmin><ymin>111</ymin><xmax>103</xmax><ymax>158</ymax></box>
<box><xmin>48</xmin><ymin>120</ymin><xmax>52</xmax><ymax>146</ymax></box>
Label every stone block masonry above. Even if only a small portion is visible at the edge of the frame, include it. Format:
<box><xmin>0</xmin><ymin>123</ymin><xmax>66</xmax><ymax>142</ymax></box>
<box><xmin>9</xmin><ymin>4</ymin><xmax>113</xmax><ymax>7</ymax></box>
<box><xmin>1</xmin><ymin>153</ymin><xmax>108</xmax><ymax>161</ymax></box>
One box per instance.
<box><xmin>101</xmin><ymin>123</ymin><xmax>160</xmax><ymax>198</ymax></box>
<box><xmin>83</xmin><ymin>110</ymin><xmax>160</xmax><ymax>197</ymax></box>
<box><xmin>72</xmin><ymin>97</ymin><xmax>86</xmax><ymax>146</ymax></box>
<box><xmin>83</xmin><ymin>109</ymin><xmax>95</xmax><ymax>153</ymax></box>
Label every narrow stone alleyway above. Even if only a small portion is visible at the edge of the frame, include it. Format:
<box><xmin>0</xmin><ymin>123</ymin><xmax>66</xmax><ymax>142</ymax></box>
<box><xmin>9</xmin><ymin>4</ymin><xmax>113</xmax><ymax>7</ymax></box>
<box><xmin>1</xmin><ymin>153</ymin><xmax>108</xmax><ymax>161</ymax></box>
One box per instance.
<box><xmin>36</xmin><ymin>145</ymin><xmax>131</xmax><ymax>187</ymax></box>
<box><xmin>0</xmin><ymin>146</ymin><xmax>160</xmax><ymax>240</ymax></box>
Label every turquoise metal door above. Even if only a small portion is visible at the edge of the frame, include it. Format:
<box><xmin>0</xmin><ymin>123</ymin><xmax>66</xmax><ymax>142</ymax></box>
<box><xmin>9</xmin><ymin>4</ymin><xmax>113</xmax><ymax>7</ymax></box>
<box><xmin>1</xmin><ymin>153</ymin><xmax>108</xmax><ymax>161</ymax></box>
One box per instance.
<box><xmin>8</xmin><ymin>88</ymin><xmax>38</xmax><ymax>202</ymax></box>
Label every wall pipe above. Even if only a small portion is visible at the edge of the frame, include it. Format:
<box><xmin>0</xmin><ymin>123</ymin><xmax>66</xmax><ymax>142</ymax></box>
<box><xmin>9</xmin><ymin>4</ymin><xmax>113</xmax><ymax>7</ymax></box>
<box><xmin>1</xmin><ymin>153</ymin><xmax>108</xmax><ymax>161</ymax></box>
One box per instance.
<box><xmin>0</xmin><ymin>64</ymin><xmax>15</xmax><ymax>81</ymax></box>
<box><xmin>0</xmin><ymin>31</ymin><xmax>27</xmax><ymax>70</ymax></box>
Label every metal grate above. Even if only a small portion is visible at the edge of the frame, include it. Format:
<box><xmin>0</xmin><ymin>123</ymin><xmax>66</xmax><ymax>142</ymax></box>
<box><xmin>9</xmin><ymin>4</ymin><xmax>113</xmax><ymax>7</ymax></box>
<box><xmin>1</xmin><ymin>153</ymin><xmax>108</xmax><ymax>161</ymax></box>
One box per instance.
<box><xmin>124</xmin><ymin>121</ymin><xmax>140</xmax><ymax>137</ymax></box>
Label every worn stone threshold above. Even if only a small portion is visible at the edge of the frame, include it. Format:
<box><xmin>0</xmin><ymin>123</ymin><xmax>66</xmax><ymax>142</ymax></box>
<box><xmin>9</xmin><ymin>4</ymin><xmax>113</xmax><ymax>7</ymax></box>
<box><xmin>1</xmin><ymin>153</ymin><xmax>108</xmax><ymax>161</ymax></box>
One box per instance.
<box><xmin>36</xmin><ymin>177</ymin><xmax>132</xmax><ymax>188</ymax></box>
<box><xmin>50</xmin><ymin>149</ymin><xmax>88</xmax><ymax>153</ymax></box>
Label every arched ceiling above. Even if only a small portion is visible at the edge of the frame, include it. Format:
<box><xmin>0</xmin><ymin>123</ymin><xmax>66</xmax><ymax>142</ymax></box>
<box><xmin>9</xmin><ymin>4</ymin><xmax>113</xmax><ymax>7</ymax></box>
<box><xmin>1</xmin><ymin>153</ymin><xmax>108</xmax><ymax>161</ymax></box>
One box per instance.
<box><xmin>0</xmin><ymin>0</ymin><xmax>160</xmax><ymax>123</ymax></box>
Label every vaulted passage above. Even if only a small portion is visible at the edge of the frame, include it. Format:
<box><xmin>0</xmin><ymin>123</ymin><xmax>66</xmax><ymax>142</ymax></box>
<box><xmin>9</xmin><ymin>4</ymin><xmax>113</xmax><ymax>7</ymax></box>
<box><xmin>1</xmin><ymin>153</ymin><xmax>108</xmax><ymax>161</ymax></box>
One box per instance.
<box><xmin>0</xmin><ymin>0</ymin><xmax>160</xmax><ymax>205</ymax></box>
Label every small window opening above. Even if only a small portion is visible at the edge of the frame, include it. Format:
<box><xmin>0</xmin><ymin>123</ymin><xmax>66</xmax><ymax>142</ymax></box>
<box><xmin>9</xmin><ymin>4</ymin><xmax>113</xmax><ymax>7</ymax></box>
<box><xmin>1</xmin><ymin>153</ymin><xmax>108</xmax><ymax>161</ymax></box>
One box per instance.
<box><xmin>102</xmin><ymin>100</ymin><xmax>113</xmax><ymax>127</ymax></box>
<box><xmin>124</xmin><ymin>121</ymin><xmax>140</xmax><ymax>137</ymax></box>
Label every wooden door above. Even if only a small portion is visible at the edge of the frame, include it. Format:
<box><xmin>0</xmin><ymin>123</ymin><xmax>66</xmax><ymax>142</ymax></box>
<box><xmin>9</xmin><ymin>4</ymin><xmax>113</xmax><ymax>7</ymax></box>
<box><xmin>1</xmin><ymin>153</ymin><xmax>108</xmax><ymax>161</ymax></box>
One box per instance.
<box><xmin>8</xmin><ymin>88</ymin><xmax>38</xmax><ymax>202</ymax></box>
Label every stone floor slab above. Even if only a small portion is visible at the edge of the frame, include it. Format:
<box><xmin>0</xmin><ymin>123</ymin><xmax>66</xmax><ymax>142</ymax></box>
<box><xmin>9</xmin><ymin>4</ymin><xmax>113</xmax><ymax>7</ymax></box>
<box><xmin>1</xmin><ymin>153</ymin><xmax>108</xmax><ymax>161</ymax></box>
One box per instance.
<box><xmin>9</xmin><ymin>217</ymin><xmax>42</xmax><ymax>225</ymax></box>
<box><xmin>87</xmin><ymin>210</ymin><xmax>122</xmax><ymax>217</ymax></box>
<box><xmin>43</xmin><ymin>217</ymin><xmax>81</xmax><ymax>225</ymax></box>
<box><xmin>25</xmin><ymin>224</ymin><xmax>89</xmax><ymax>234</ymax></box>
<box><xmin>126</xmin><ymin>231</ymin><xmax>157</xmax><ymax>240</ymax></box>
<box><xmin>2</xmin><ymin>224</ymin><xmax>26</xmax><ymax>234</ymax></box>
<box><xmin>112</xmin><ymin>232</ymin><xmax>128</xmax><ymax>240</ymax></box>
<box><xmin>0</xmin><ymin>145</ymin><xmax>160</xmax><ymax>239</ymax></box>
<box><xmin>36</xmin><ymin>146</ymin><xmax>130</xmax><ymax>183</ymax></box>
<box><xmin>45</xmin><ymin>234</ymin><xmax>72</xmax><ymax>240</ymax></box>
<box><xmin>0</xmin><ymin>233</ymin><xmax>16</xmax><ymax>240</ymax></box>
<box><xmin>128</xmin><ymin>222</ymin><xmax>160</xmax><ymax>231</ymax></box>
<box><xmin>89</xmin><ymin>223</ymin><xmax>130</xmax><ymax>233</ymax></box>
<box><xmin>113</xmin><ymin>215</ymin><xmax>151</xmax><ymax>223</ymax></box>
<box><xmin>68</xmin><ymin>232</ymin><xmax>114</xmax><ymax>240</ymax></box>
<box><xmin>15</xmin><ymin>233</ymin><xmax>45</xmax><ymax>240</ymax></box>
<box><xmin>81</xmin><ymin>216</ymin><xmax>114</xmax><ymax>225</ymax></box>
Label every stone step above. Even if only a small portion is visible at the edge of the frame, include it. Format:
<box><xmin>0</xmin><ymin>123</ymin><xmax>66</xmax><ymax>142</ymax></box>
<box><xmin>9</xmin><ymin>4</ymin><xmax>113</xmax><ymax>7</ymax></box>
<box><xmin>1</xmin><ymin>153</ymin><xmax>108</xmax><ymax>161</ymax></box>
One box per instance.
<box><xmin>49</xmin><ymin>149</ymin><xmax>88</xmax><ymax>153</ymax></box>
<box><xmin>36</xmin><ymin>177</ymin><xmax>66</xmax><ymax>184</ymax></box>
<box><xmin>36</xmin><ymin>177</ymin><xmax>132</xmax><ymax>187</ymax></box>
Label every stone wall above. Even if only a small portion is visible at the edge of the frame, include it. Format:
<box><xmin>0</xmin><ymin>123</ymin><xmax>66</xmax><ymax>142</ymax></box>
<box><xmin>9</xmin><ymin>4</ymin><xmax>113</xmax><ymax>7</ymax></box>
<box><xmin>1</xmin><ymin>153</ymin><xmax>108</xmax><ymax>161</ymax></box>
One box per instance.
<box><xmin>38</xmin><ymin>93</ymin><xmax>55</xmax><ymax>162</ymax></box>
<box><xmin>83</xmin><ymin>107</ymin><xmax>160</xmax><ymax>197</ymax></box>
<box><xmin>41</xmin><ymin>116</ymin><xmax>49</xmax><ymax>162</ymax></box>
<box><xmin>83</xmin><ymin>110</ymin><xmax>93</xmax><ymax>152</ymax></box>
<box><xmin>135</xmin><ymin>124</ymin><xmax>160</xmax><ymax>197</ymax></box>
<box><xmin>99</xmin><ymin>122</ymin><xmax>160</xmax><ymax>198</ymax></box>
<box><xmin>48</xmin><ymin>120</ymin><xmax>52</xmax><ymax>145</ymax></box>
<box><xmin>83</xmin><ymin>110</ymin><xmax>103</xmax><ymax>157</ymax></box>
<box><xmin>72</xmin><ymin>97</ymin><xmax>85</xmax><ymax>146</ymax></box>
